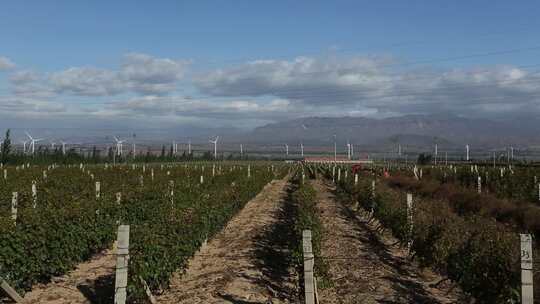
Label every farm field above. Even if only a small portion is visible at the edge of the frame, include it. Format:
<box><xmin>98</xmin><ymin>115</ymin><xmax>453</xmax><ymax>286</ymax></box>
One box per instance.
<box><xmin>0</xmin><ymin>161</ymin><xmax>538</xmax><ymax>303</ymax></box>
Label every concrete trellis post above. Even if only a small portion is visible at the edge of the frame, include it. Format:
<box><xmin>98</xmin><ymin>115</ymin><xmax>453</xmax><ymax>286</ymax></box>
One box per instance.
<box><xmin>151</xmin><ymin>168</ymin><xmax>154</xmax><ymax>181</ymax></box>
<box><xmin>406</xmin><ymin>193</ymin><xmax>414</xmax><ymax>254</ymax></box>
<box><xmin>169</xmin><ymin>180</ymin><xmax>174</xmax><ymax>204</ymax></box>
<box><xmin>32</xmin><ymin>181</ymin><xmax>37</xmax><ymax>208</ymax></box>
<box><xmin>332</xmin><ymin>166</ymin><xmax>336</xmax><ymax>183</ymax></box>
<box><xmin>302</xmin><ymin>230</ymin><xmax>315</xmax><ymax>304</ymax></box>
<box><xmin>139</xmin><ymin>175</ymin><xmax>144</xmax><ymax>187</ymax></box>
<box><xmin>3</xmin><ymin>169</ymin><xmax>6</xmax><ymax>180</ymax></box>
<box><xmin>247</xmin><ymin>165</ymin><xmax>251</xmax><ymax>178</ymax></box>
<box><xmin>477</xmin><ymin>176</ymin><xmax>482</xmax><ymax>194</ymax></box>
<box><xmin>95</xmin><ymin>182</ymin><xmax>101</xmax><ymax>199</ymax></box>
<box><xmin>212</xmin><ymin>164</ymin><xmax>215</xmax><ymax>177</ymax></box>
<box><xmin>520</xmin><ymin>233</ymin><xmax>534</xmax><ymax>304</ymax></box>
<box><xmin>354</xmin><ymin>174</ymin><xmax>358</xmax><ymax>185</ymax></box>
<box><xmin>200</xmin><ymin>175</ymin><xmax>204</xmax><ymax>184</ymax></box>
<box><xmin>11</xmin><ymin>192</ymin><xmax>18</xmax><ymax>224</ymax></box>
<box><xmin>42</xmin><ymin>170</ymin><xmax>47</xmax><ymax>179</ymax></box>
<box><xmin>337</xmin><ymin>168</ymin><xmax>341</xmax><ymax>181</ymax></box>
<box><xmin>114</xmin><ymin>225</ymin><xmax>130</xmax><ymax>304</ymax></box>
<box><xmin>0</xmin><ymin>277</ymin><xmax>23</xmax><ymax>303</ymax></box>
<box><xmin>116</xmin><ymin>192</ymin><xmax>122</xmax><ymax>204</ymax></box>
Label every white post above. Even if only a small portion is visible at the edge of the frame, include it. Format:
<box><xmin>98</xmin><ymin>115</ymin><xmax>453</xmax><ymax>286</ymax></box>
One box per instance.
<box><xmin>116</xmin><ymin>192</ymin><xmax>122</xmax><ymax>204</ymax></box>
<box><xmin>11</xmin><ymin>192</ymin><xmax>18</xmax><ymax>224</ymax></box>
<box><xmin>337</xmin><ymin>168</ymin><xmax>341</xmax><ymax>181</ymax></box>
<box><xmin>466</xmin><ymin>144</ymin><xmax>470</xmax><ymax>161</ymax></box>
<box><xmin>95</xmin><ymin>182</ymin><xmax>101</xmax><ymax>199</ymax></box>
<box><xmin>302</xmin><ymin>230</ymin><xmax>315</xmax><ymax>304</ymax></box>
<box><xmin>42</xmin><ymin>170</ymin><xmax>47</xmax><ymax>179</ymax></box>
<box><xmin>247</xmin><ymin>165</ymin><xmax>251</xmax><ymax>178</ymax></box>
<box><xmin>354</xmin><ymin>174</ymin><xmax>358</xmax><ymax>185</ymax></box>
<box><xmin>169</xmin><ymin>180</ymin><xmax>174</xmax><ymax>204</ymax></box>
<box><xmin>151</xmin><ymin>168</ymin><xmax>154</xmax><ymax>182</ymax></box>
<box><xmin>520</xmin><ymin>233</ymin><xmax>534</xmax><ymax>304</ymax></box>
<box><xmin>406</xmin><ymin>193</ymin><xmax>414</xmax><ymax>254</ymax></box>
<box><xmin>212</xmin><ymin>164</ymin><xmax>215</xmax><ymax>177</ymax></box>
<box><xmin>477</xmin><ymin>176</ymin><xmax>482</xmax><ymax>194</ymax></box>
<box><xmin>114</xmin><ymin>225</ymin><xmax>130</xmax><ymax>304</ymax></box>
<box><xmin>32</xmin><ymin>181</ymin><xmax>37</xmax><ymax>208</ymax></box>
<box><xmin>3</xmin><ymin>169</ymin><xmax>6</xmax><ymax>180</ymax></box>
<box><xmin>200</xmin><ymin>175</ymin><xmax>204</xmax><ymax>184</ymax></box>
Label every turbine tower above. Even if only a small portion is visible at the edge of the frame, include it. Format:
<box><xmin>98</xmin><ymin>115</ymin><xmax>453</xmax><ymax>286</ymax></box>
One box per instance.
<box><xmin>300</xmin><ymin>142</ymin><xmax>304</xmax><ymax>157</ymax></box>
<box><xmin>60</xmin><ymin>141</ymin><xmax>68</xmax><ymax>155</ymax></box>
<box><xmin>114</xmin><ymin>136</ymin><xmax>125</xmax><ymax>156</ymax></box>
<box><xmin>25</xmin><ymin>131</ymin><xmax>44</xmax><ymax>155</ymax></box>
<box><xmin>209</xmin><ymin>136</ymin><xmax>219</xmax><ymax>159</ymax></box>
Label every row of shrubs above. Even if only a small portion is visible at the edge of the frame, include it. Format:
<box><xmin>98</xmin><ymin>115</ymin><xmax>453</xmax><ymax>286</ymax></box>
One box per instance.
<box><xmin>289</xmin><ymin>171</ymin><xmax>331</xmax><ymax>292</ymax></box>
<box><xmin>0</xmin><ymin>164</ymin><xmax>283</xmax><ymax>302</ymax></box>
<box><xmin>330</xmin><ymin>170</ymin><xmax>524</xmax><ymax>304</ymax></box>
<box><xmin>386</xmin><ymin>173</ymin><xmax>540</xmax><ymax>238</ymax></box>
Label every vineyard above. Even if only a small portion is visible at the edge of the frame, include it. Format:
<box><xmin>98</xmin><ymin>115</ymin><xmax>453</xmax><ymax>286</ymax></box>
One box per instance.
<box><xmin>0</xmin><ymin>162</ymin><xmax>287</xmax><ymax>302</ymax></box>
<box><xmin>0</xmin><ymin>161</ymin><xmax>538</xmax><ymax>303</ymax></box>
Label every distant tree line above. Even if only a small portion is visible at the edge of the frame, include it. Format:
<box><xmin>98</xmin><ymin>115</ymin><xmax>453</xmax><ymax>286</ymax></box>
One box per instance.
<box><xmin>0</xmin><ymin>129</ymin><xmax>252</xmax><ymax>165</ymax></box>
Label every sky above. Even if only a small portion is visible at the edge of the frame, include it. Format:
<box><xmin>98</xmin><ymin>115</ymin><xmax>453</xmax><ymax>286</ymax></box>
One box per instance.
<box><xmin>0</xmin><ymin>1</ymin><xmax>540</xmax><ymax>139</ymax></box>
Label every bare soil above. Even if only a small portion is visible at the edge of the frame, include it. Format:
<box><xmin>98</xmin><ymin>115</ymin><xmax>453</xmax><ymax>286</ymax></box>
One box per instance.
<box><xmin>157</xmin><ymin>177</ymin><xmax>299</xmax><ymax>303</ymax></box>
<box><xmin>22</xmin><ymin>249</ymin><xmax>115</xmax><ymax>304</ymax></box>
<box><xmin>311</xmin><ymin>179</ymin><xmax>469</xmax><ymax>304</ymax></box>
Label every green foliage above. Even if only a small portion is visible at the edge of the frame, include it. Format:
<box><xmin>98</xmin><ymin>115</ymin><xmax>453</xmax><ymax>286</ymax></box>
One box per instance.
<box><xmin>332</xmin><ymin>168</ymin><xmax>521</xmax><ymax>304</ymax></box>
<box><xmin>0</xmin><ymin>162</ymin><xmax>288</xmax><ymax>301</ymax></box>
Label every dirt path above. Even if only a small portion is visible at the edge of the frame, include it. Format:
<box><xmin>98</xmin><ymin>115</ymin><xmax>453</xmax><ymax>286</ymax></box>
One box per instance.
<box><xmin>22</xmin><ymin>249</ymin><xmax>115</xmax><ymax>304</ymax></box>
<box><xmin>157</xmin><ymin>177</ymin><xmax>299</xmax><ymax>304</ymax></box>
<box><xmin>311</xmin><ymin>179</ymin><xmax>468</xmax><ymax>304</ymax></box>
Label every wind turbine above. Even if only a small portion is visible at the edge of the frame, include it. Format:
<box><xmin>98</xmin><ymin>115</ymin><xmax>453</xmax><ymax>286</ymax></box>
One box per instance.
<box><xmin>113</xmin><ymin>136</ymin><xmax>125</xmax><ymax>156</ymax></box>
<box><xmin>20</xmin><ymin>140</ymin><xmax>28</xmax><ymax>154</ymax></box>
<box><xmin>347</xmin><ymin>140</ymin><xmax>351</xmax><ymax>160</ymax></box>
<box><xmin>466</xmin><ymin>144</ymin><xmax>470</xmax><ymax>161</ymax></box>
<box><xmin>60</xmin><ymin>140</ymin><xmax>68</xmax><ymax>155</ymax></box>
<box><xmin>209</xmin><ymin>136</ymin><xmax>219</xmax><ymax>159</ymax></box>
<box><xmin>240</xmin><ymin>144</ymin><xmax>243</xmax><ymax>157</ymax></box>
<box><xmin>300</xmin><ymin>142</ymin><xmax>304</xmax><ymax>157</ymax></box>
<box><xmin>285</xmin><ymin>144</ymin><xmax>289</xmax><ymax>156</ymax></box>
<box><xmin>188</xmin><ymin>139</ymin><xmax>192</xmax><ymax>155</ymax></box>
<box><xmin>25</xmin><ymin>131</ymin><xmax>44</xmax><ymax>155</ymax></box>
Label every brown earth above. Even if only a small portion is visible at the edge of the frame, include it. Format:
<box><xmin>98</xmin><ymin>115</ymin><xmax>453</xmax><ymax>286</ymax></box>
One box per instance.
<box><xmin>157</xmin><ymin>177</ymin><xmax>299</xmax><ymax>303</ymax></box>
<box><xmin>311</xmin><ymin>179</ymin><xmax>470</xmax><ymax>304</ymax></box>
<box><xmin>22</xmin><ymin>249</ymin><xmax>115</xmax><ymax>304</ymax></box>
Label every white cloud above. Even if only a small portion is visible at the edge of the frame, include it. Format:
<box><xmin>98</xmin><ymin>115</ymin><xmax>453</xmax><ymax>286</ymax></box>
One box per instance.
<box><xmin>195</xmin><ymin>56</ymin><xmax>540</xmax><ymax>117</ymax></box>
<box><xmin>0</xmin><ymin>56</ymin><xmax>15</xmax><ymax>70</ymax></box>
<box><xmin>9</xmin><ymin>53</ymin><xmax>190</xmax><ymax>97</ymax></box>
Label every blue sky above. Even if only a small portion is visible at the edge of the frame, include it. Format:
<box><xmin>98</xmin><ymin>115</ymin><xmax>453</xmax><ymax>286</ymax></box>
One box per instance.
<box><xmin>0</xmin><ymin>1</ymin><xmax>539</xmax><ymax>138</ymax></box>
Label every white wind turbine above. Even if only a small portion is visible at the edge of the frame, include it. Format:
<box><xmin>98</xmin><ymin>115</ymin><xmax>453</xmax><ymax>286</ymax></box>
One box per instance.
<box><xmin>347</xmin><ymin>140</ymin><xmax>351</xmax><ymax>160</ymax></box>
<box><xmin>209</xmin><ymin>136</ymin><xmax>219</xmax><ymax>159</ymax></box>
<box><xmin>60</xmin><ymin>140</ymin><xmax>68</xmax><ymax>155</ymax></box>
<box><xmin>300</xmin><ymin>142</ymin><xmax>304</xmax><ymax>157</ymax></box>
<box><xmin>25</xmin><ymin>131</ymin><xmax>44</xmax><ymax>155</ymax></box>
<box><xmin>113</xmin><ymin>136</ymin><xmax>125</xmax><ymax>156</ymax></box>
<box><xmin>20</xmin><ymin>140</ymin><xmax>29</xmax><ymax>154</ymax></box>
<box><xmin>285</xmin><ymin>144</ymin><xmax>289</xmax><ymax>156</ymax></box>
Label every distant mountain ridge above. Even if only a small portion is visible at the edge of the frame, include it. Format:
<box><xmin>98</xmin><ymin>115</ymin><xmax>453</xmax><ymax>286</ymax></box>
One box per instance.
<box><xmin>244</xmin><ymin>114</ymin><xmax>540</xmax><ymax>148</ymax></box>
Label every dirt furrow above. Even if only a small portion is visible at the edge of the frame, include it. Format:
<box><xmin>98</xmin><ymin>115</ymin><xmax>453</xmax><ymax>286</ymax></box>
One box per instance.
<box><xmin>22</xmin><ymin>249</ymin><xmax>115</xmax><ymax>304</ymax></box>
<box><xmin>157</xmin><ymin>177</ymin><xmax>299</xmax><ymax>303</ymax></box>
<box><xmin>311</xmin><ymin>179</ymin><xmax>468</xmax><ymax>304</ymax></box>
